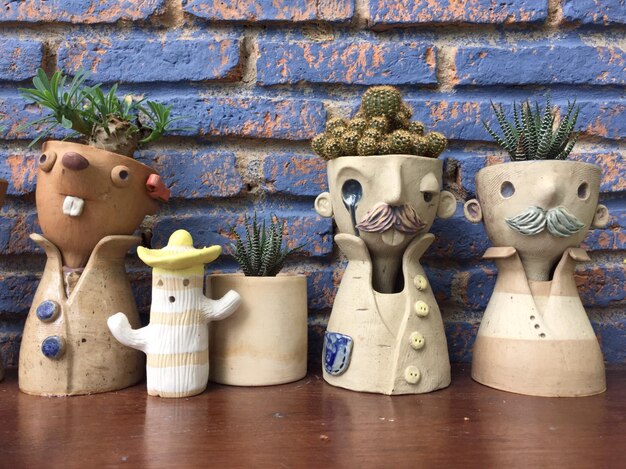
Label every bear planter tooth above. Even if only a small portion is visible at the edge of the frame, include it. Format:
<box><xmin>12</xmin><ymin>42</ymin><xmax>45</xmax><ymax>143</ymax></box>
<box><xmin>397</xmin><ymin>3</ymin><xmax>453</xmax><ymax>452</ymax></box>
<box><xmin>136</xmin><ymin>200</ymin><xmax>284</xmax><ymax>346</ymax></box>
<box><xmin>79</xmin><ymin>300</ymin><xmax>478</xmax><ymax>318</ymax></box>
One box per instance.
<box><xmin>18</xmin><ymin>69</ymin><xmax>177</xmax><ymax>396</ymax></box>
<box><xmin>313</xmin><ymin>86</ymin><xmax>457</xmax><ymax>395</ymax></box>
<box><xmin>464</xmin><ymin>98</ymin><xmax>610</xmax><ymax>397</ymax></box>
<box><xmin>108</xmin><ymin>230</ymin><xmax>241</xmax><ymax>398</ymax></box>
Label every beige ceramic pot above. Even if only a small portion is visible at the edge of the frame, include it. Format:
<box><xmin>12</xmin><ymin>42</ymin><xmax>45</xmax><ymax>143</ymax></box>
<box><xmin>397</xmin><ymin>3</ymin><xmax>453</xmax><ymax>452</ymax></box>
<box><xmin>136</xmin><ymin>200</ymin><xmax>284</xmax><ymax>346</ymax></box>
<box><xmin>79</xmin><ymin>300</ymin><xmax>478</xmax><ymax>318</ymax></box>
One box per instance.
<box><xmin>464</xmin><ymin>160</ymin><xmax>610</xmax><ymax>397</ymax></box>
<box><xmin>19</xmin><ymin>141</ymin><xmax>169</xmax><ymax>396</ymax></box>
<box><xmin>0</xmin><ymin>179</ymin><xmax>6</xmax><ymax>382</ymax></box>
<box><xmin>209</xmin><ymin>274</ymin><xmax>308</xmax><ymax>386</ymax></box>
<box><xmin>315</xmin><ymin>154</ymin><xmax>457</xmax><ymax>395</ymax></box>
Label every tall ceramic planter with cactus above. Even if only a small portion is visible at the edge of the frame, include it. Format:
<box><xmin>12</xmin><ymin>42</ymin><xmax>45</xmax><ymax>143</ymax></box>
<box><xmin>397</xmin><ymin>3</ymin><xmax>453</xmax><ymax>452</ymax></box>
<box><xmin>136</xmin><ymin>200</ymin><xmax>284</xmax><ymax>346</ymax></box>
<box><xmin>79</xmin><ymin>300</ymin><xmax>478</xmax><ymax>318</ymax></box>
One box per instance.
<box><xmin>313</xmin><ymin>87</ymin><xmax>457</xmax><ymax>395</ymax></box>
<box><xmin>17</xmin><ymin>69</ymin><xmax>180</xmax><ymax>396</ymax></box>
<box><xmin>209</xmin><ymin>214</ymin><xmax>308</xmax><ymax>386</ymax></box>
<box><xmin>464</xmin><ymin>98</ymin><xmax>610</xmax><ymax>397</ymax></box>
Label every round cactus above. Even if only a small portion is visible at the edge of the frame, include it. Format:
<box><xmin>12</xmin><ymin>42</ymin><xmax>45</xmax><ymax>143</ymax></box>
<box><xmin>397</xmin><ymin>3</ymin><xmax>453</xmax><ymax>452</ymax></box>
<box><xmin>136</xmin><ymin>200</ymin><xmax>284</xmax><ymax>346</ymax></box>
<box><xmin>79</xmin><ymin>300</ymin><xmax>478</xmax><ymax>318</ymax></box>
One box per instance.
<box><xmin>408</xmin><ymin>121</ymin><xmax>425</xmax><ymax>136</ymax></box>
<box><xmin>357</xmin><ymin>137</ymin><xmax>379</xmax><ymax>156</ymax></box>
<box><xmin>412</xmin><ymin>135</ymin><xmax>429</xmax><ymax>156</ymax></box>
<box><xmin>389</xmin><ymin>130</ymin><xmax>415</xmax><ymax>154</ymax></box>
<box><xmin>348</xmin><ymin>117</ymin><xmax>368</xmax><ymax>133</ymax></box>
<box><xmin>323</xmin><ymin>137</ymin><xmax>344</xmax><ymax>160</ymax></box>
<box><xmin>360</xmin><ymin>86</ymin><xmax>403</xmax><ymax>118</ymax></box>
<box><xmin>425</xmin><ymin>131</ymin><xmax>448</xmax><ymax>157</ymax></box>
<box><xmin>326</xmin><ymin>117</ymin><xmax>347</xmax><ymax>136</ymax></box>
<box><xmin>341</xmin><ymin>130</ymin><xmax>360</xmax><ymax>155</ymax></box>
<box><xmin>379</xmin><ymin>136</ymin><xmax>393</xmax><ymax>155</ymax></box>
<box><xmin>311</xmin><ymin>133</ymin><xmax>327</xmax><ymax>157</ymax></box>
<box><xmin>362</xmin><ymin>128</ymin><xmax>383</xmax><ymax>141</ymax></box>
<box><xmin>368</xmin><ymin>116</ymin><xmax>390</xmax><ymax>134</ymax></box>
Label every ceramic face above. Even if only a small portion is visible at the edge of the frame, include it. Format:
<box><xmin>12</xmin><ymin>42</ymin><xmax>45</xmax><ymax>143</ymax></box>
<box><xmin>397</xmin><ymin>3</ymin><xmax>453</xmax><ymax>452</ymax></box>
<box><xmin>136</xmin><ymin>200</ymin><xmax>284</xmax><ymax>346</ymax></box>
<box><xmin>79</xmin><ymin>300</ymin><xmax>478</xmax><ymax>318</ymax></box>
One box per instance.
<box><xmin>473</xmin><ymin>161</ymin><xmax>605</xmax><ymax>260</ymax></box>
<box><xmin>36</xmin><ymin>141</ymin><xmax>160</xmax><ymax>267</ymax></box>
<box><xmin>318</xmin><ymin>155</ymin><xmax>451</xmax><ymax>258</ymax></box>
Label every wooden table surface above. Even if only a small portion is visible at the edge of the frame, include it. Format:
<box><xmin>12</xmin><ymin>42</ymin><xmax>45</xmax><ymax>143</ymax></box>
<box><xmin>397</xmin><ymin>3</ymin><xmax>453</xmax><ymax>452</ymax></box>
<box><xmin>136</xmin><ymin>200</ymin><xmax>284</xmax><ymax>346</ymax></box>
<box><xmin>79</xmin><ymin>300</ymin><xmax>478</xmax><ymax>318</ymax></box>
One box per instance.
<box><xmin>0</xmin><ymin>364</ymin><xmax>623</xmax><ymax>468</ymax></box>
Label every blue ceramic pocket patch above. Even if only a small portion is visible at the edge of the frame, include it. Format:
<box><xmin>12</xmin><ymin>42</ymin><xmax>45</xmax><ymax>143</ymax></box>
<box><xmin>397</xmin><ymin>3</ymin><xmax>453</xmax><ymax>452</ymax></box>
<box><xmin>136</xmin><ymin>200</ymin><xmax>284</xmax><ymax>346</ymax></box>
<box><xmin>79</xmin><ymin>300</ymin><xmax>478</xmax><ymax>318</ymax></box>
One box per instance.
<box><xmin>323</xmin><ymin>332</ymin><xmax>353</xmax><ymax>376</ymax></box>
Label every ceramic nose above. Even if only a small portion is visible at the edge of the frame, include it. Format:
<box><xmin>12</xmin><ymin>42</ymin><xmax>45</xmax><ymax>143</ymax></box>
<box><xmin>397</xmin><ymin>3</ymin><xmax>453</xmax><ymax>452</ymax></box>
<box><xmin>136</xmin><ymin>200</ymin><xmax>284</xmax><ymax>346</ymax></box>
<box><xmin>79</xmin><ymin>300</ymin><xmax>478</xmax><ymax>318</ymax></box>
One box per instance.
<box><xmin>382</xmin><ymin>167</ymin><xmax>403</xmax><ymax>205</ymax></box>
<box><xmin>62</xmin><ymin>152</ymin><xmax>89</xmax><ymax>171</ymax></box>
<box><xmin>535</xmin><ymin>179</ymin><xmax>559</xmax><ymax>208</ymax></box>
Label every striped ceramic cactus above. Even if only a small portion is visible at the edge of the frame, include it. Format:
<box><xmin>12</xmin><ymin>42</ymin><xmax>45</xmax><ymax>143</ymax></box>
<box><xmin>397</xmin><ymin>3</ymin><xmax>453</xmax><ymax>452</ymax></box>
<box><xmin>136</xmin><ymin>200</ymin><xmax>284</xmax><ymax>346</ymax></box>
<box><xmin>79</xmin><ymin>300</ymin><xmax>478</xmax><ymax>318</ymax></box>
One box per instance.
<box><xmin>108</xmin><ymin>230</ymin><xmax>241</xmax><ymax>398</ymax></box>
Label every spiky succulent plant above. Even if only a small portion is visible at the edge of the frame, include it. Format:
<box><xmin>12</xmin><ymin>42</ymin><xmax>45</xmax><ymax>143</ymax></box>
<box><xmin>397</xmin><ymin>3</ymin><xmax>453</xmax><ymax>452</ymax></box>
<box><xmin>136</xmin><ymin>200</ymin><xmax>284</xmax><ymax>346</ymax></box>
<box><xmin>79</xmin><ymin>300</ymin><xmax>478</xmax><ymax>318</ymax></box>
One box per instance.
<box><xmin>483</xmin><ymin>96</ymin><xmax>580</xmax><ymax>161</ymax></box>
<box><xmin>310</xmin><ymin>85</ymin><xmax>448</xmax><ymax>159</ymax></box>
<box><xmin>19</xmin><ymin>68</ymin><xmax>184</xmax><ymax>157</ymax></box>
<box><xmin>231</xmin><ymin>213</ymin><xmax>303</xmax><ymax>277</ymax></box>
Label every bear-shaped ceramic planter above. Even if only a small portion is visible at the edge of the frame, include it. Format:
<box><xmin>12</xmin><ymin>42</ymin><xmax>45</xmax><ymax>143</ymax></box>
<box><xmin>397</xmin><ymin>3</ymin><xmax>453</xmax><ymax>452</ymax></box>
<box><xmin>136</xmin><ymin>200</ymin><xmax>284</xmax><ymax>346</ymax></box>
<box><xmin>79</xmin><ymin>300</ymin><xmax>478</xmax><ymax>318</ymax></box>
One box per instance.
<box><xmin>464</xmin><ymin>160</ymin><xmax>610</xmax><ymax>397</ymax></box>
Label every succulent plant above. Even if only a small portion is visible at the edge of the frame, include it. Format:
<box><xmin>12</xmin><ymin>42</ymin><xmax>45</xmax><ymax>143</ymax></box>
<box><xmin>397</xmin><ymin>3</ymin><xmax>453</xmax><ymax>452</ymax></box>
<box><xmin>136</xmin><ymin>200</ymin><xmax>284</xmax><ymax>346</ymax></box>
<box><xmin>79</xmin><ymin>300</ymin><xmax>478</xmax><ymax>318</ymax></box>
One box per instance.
<box><xmin>311</xmin><ymin>86</ymin><xmax>448</xmax><ymax>160</ymax></box>
<box><xmin>19</xmin><ymin>68</ymin><xmax>184</xmax><ymax>158</ymax></box>
<box><xmin>231</xmin><ymin>213</ymin><xmax>303</xmax><ymax>277</ymax></box>
<box><xmin>483</xmin><ymin>96</ymin><xmax>580</xmax><ymax>161</ymax></box>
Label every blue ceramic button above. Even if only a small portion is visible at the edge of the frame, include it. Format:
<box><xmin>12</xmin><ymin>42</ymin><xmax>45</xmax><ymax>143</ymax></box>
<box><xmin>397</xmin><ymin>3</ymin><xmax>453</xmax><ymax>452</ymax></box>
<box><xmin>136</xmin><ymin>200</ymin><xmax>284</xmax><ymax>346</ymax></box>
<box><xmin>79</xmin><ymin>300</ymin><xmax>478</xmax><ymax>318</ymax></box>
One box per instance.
<box><xmin>323</xmin><ymin>332</ymin><xmax>353</xmax><ymax>376</ymax></box>
<box><xmin>41</xmin><ymin>336</ymin><xmax>65</xmax><ymax>359</ymax></box>
<box><xmin>36</xmin><ymin>300</ymin><xmax>60</xmax><ymax>322</ymax></box>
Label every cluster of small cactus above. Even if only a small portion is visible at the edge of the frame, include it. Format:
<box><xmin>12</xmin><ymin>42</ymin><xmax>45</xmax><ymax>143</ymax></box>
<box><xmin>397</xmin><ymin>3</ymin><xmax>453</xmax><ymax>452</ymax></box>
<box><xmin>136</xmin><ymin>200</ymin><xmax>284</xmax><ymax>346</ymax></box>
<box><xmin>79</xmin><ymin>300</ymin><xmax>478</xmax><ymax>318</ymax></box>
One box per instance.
<box><xmin>311</xmin><ymin>86</ymin><xmax>448</xmax><ymax>160</ymax></box>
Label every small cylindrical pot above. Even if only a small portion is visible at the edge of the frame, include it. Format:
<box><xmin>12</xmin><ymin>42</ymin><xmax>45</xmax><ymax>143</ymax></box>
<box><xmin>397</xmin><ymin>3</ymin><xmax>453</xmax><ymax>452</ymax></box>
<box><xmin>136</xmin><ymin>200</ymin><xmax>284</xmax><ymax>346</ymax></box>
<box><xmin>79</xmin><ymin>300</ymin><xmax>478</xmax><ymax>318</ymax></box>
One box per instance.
<box><xmin>209</xmin><ymin>274</ymin><xmax>308</xmax><ymax>386</ymax></box>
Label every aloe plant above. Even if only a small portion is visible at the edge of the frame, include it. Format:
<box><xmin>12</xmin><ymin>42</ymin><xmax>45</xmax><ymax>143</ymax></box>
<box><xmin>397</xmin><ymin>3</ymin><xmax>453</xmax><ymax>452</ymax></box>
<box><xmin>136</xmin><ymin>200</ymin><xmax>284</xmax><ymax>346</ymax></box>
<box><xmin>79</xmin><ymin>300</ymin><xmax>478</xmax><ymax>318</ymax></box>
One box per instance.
<box><xmin>483</xmin><ymin>96</ymin><xmax>580</xmax><ymax>161</ymax></box>
<box><xmin>231</xmin><ymin>214</ymin><xmax>303</xmax><ymax>277</ymax></box>
<box><xmin>19</xmin><ymin>68</ymin><xmax>184</xmax><ymax>157</ymax></box>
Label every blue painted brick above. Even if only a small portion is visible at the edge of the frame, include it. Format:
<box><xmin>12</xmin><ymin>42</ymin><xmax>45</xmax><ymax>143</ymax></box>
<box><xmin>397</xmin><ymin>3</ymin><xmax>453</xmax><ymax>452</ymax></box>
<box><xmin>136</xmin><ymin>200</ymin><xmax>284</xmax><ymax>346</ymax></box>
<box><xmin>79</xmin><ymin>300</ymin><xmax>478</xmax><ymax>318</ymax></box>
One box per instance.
<box><xmin>0</xmin><ymin>38</ymin><xmax>43</xmax><ymax>81</ymax></box>
<box><xmin>0</xmin><ymin>0</ymin><xmax>165</xmax><ymax>23</ymax></box>
<box><xmin>577</xmin><ymin>263</ymin><xmax>626</xmax><ymax>307</ymax></box>
<box><xmin>455</xmin><ymin>43</ymin><xmax>626</xmax><ymax>86</ymax></box>
<box><xmin>262</xmin><ymin>153</ymin><xmax>328</xmax><ymax>196</ymax></box>
<box><xmin>257</xmin><ymin>40</ymin><xmax>437</xmax><ymax>85</ymax></box>
<box><xmin>137</xmin><ymin>149</ymin><xmax>244</xmax><ymax>199</ymax></box>
<box><xmin>0</xmin><ymin>216</ymin><xmax>17</xmax><ymax>253</ymax></box>
<box><xmin>183</xmin><ymin>0</ymin><xmax>354</xmax><ymax>23</ymax></box>
<box><xmin>592</xmin><ymin>316</ymin><xmax>626</xmax><ymax>363</ymax></box>
<box><xmin>152</xmin><ymin>211</ymin><xmax>333</xmax><ymax>258</ymax></box>
<box><xmin>7</xmin><ymin>211</ymin><xmax>39</xmax><ymax>255</ymax></box>
<box><xmin>58</xmin><ymin>35</ymin><xmax>242</xmax><ymax>83</ymax></box>
<box><xmin>563</xmin><ymin>0</ymin><xmax>626</xmax><ymax>25</ymax></box>
<box><xmin>582</xmin><ymin>202</ymin><xmax>626</xmax><ymax>251</ymax></box>
<box><xmin>0</xmin><ymin>149</ymin><xmax>37</xmax><ymax>195</ymax></box>
<box><xmin>368</xmin><ymin>0</ymin><xmax>548</xmax><ymax>26</ymax></box>
<box><xmin>445</xmin><ymin>320</ymin><xmax>479</xmax><ymax>363</ymax></box>
<box><xmin>0</xmin><ymin>272</ymin><xmax>38</xmax><ymax>314</ymax></box>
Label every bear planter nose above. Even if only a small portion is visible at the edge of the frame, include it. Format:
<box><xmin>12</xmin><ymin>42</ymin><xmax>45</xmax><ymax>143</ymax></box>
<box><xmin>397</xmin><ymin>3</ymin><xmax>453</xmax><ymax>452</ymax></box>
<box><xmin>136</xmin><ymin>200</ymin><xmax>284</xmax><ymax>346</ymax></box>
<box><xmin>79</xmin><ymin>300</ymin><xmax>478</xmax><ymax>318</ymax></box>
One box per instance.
<box><xmin>62</xmin><ymin>152</ymin><xmax>89</xmax><ymax>171</ymax></box>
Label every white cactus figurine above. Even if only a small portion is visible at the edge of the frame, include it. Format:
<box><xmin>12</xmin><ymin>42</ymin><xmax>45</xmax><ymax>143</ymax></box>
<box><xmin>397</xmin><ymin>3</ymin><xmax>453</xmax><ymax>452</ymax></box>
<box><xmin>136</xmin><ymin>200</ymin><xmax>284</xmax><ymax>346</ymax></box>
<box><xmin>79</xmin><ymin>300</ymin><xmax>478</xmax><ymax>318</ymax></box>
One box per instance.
<box><xmin>108</xmin><ymin>229</ymin><xmax>241</xmax><ymax>398</ymax></box>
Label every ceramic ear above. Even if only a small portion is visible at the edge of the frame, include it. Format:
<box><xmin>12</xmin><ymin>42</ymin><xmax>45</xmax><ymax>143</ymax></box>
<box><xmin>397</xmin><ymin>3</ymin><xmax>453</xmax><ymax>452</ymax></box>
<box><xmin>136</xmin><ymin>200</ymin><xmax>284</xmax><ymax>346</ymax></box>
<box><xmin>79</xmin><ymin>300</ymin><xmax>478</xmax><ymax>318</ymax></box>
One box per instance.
<box><xmin>592</xmin><ymin>204</ymin><xmax>609</xmax><ymax>228</ymax></box>
<box><xmin>436</xmin><ymin>191</ymin><xmax>456</xmax><ymax>219</ymax></box>
<box><xmin>463</xmin><ymin>199</ymin><xmax>483</xmax><ymax>223</ymax></box>
<box><xmin>314</xmin><ymin>192</ymin><xmax>334</xmax><ymax>218</ymax></box>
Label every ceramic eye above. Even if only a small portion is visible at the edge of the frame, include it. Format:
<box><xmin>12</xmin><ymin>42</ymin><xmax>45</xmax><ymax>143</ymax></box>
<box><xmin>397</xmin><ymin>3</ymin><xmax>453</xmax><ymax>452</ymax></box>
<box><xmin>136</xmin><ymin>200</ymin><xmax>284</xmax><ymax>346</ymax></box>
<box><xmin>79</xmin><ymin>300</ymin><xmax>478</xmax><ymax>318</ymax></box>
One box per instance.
<box><xmin>111</xmin><ymin>165</ymin><xmax>131</xmax><ymax>187</ymax></box>
<box><xmin>38</xmin><ymin>151</ymin><xmax>56</xmax><ymax>172</ymax></box>
<box><xmin>577</xmin><ymin>182</ymin><xmax>589</xmax><ymax>200</ymax></box>
<box><xmin>423</xmin><ymin>192</ymin><xmax>434</xmax><ymax>203</ymax></box>
<box><xmin>500</xmin><ymin>181</ymin><xmax>515</xmax><ymax>198</ymax></box>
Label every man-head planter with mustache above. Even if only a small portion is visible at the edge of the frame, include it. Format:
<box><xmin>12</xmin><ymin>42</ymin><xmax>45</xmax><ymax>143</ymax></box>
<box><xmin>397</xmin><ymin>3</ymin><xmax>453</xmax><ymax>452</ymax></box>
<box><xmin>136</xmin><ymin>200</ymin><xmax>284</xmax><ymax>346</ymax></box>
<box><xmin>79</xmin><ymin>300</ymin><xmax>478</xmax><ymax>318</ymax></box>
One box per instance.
<box><xmin>315</xmin><ymin>154</ymin><xmax>456</xmax><ymax>395</ymax></box>
<box><xmin>463</xmin><ymin>161</ymin><xmax>610</xmax><ymax>397</ymax></box>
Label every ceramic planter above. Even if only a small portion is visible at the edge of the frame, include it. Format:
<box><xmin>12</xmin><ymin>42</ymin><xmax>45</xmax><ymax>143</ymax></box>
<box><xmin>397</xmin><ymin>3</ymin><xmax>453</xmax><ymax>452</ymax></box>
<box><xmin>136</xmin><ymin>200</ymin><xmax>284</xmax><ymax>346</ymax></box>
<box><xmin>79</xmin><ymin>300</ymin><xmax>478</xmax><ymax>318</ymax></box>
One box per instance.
<box><xmin>108</xmin><ymin>230</ymin><xmax>241</xmax><ymax>398</ymax></box>
<box><xmin>315</xmin><ymin>154</ymin><xmax>457</xmax><ymax>395</ymax></box>
<box><xmin>464</xmin><ymin>160</ymin><xmax>610</xmax><ymax>397</ymax></box>
<box><xmin>0</xmin><ymin>179</ymin><xmax>6</xmax><ymax>382</ymax></box>
<box><xmin>209</xmin><ymin>274</ymin><xmax>308</xmax><ymax>386</ymax></box>
<box><xmin>19</xmin><ymin>141</ymin><xmax>169</xmax><ymax>396</ymax></box>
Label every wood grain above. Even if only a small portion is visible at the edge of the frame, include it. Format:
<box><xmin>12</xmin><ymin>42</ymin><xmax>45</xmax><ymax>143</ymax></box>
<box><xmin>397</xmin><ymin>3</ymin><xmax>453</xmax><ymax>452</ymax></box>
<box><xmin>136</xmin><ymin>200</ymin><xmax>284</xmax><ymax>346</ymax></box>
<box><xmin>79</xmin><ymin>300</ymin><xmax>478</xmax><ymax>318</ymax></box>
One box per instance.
<box><xmin>0</xmin><ymin>364</ymin><xmax>624</xmax><ymax>468</ymax></box>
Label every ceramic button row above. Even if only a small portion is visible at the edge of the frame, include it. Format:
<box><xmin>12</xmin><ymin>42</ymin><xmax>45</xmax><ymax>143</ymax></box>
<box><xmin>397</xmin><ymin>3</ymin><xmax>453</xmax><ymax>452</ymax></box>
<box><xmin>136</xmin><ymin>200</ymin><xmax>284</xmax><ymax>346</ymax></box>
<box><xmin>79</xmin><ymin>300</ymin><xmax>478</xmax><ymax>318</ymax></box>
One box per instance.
<box><xmin>41</xmin><ymin>336</ymin><xmax>65</xmax><ymax>359</ymax></box>
<box><xmin>413</xmin><ymin>275</ymin><xmax>428</xmax><ymax>291</ymax></box>
<box><xmin>409</xmin><ymin>331</ymin><xmax>425</xmax><ymax>350</ymax></box>
<box><xmin>404</xmin><ymin>366</ymin><xmax>421</xmax><ymax>384</ymax></box>
<box><xmin>36</xmin><ymin>300</ymin><xmax>60</xmax><ymax>322</ymax></box>
<box><xmin>414</xmin><ymin>300</ymin><xmax>429</xmax><ymax>317</ymax></box>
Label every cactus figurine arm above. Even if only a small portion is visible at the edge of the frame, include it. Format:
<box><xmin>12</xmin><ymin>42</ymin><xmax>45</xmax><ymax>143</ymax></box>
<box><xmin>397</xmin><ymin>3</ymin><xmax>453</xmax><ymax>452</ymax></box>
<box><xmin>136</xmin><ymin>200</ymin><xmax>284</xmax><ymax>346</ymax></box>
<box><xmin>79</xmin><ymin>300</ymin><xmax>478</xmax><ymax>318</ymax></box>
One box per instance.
<box><xmin>200</xmin><ymin>290</ymin><xmax>241</xmax><ymax>323</ymax></box>
<box><xmin>107</xmin><ymin>312</ymin><xmax>149</xmax><ymax>352</ymax></box>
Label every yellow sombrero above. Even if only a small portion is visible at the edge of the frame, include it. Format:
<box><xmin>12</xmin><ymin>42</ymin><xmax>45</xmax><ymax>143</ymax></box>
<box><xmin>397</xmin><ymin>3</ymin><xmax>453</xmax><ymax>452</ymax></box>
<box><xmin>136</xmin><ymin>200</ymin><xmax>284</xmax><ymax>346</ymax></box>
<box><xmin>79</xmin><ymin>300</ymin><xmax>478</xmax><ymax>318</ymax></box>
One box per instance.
<box><xmin>137</xmin><ymin>229</ymin><xmax>221</xmax><ymax>270</ymax></box>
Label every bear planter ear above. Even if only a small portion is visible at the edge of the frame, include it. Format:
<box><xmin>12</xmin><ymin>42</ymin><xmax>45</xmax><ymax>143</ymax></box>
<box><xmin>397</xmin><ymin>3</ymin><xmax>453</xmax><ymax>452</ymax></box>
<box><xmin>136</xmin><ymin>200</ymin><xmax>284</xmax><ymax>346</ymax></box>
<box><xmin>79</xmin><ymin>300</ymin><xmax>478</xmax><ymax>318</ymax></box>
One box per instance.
<box><xmin>315</xmin><ymin>192</ymin><xmax>334</xmax><ymax>218</ymax></box>
<box><xmin>464</xmin><ymin>199</ymin><xmax>483</xmax><ymax>223</ymax></box>
<box><xmin>592</xmin><ymin>204</ymin><xmax>609</xmax><ymax>229</ymax></box>
<box><xmin>437</xmin><ymin>191</ymin><xmax>457</xmax><ymax>219</ymax></box>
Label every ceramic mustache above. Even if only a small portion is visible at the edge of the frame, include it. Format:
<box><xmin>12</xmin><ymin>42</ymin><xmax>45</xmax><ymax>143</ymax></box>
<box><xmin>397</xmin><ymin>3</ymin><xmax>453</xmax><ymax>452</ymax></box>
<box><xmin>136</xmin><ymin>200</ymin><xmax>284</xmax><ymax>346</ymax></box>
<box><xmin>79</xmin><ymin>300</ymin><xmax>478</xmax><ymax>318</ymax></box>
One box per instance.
<box><xmin>356</xmin><ymin>203</ymin><xmax>425</xmax><ymax>234</ymax></box>
<box><xmin>506</xmin><ymin>206</ymin><xmax>585</xmax><ymax>238</ymax></box>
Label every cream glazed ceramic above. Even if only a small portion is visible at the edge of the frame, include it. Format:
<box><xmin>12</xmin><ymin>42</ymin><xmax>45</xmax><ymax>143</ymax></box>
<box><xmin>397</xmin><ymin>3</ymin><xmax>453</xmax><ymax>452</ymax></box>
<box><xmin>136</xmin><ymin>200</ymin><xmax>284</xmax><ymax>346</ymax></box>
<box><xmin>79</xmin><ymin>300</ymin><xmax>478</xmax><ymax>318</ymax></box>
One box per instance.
<box><xmin>108</xmin><ymin>230</ymin><xmax>241</xmax><ymax>398</ymax></box>
<box><xmin>464</xmin><ymin>160</ymin><xmax>610</xmax><ymax>397</ymax></box>
<box><xmin>209</xmin><ymin>274</ymin><xmax>308</xmax><ymax>386</ymax></box>
<box><xmin>315</xmin><ymin>154</ymin><xmax>457</xmax><ymax>395</ymax></box>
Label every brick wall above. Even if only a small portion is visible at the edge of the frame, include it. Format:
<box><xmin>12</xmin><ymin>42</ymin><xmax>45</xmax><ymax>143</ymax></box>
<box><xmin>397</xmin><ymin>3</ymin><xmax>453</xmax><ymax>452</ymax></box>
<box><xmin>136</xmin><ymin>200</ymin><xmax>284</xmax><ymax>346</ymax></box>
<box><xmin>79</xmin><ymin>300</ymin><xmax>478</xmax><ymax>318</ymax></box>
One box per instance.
<box><xmin>0</xmin><ymin>0</ymin><xmax>624</xmax><ymax>368</ymax></box>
